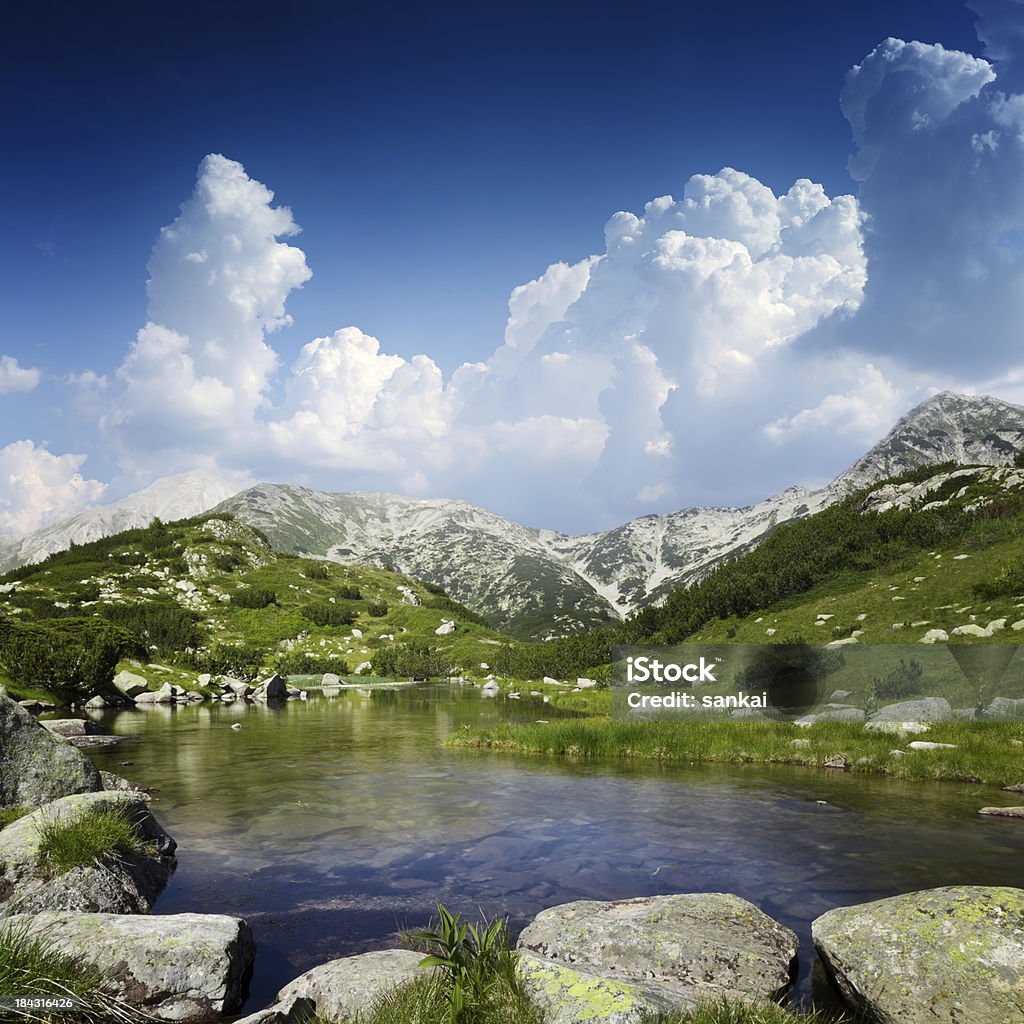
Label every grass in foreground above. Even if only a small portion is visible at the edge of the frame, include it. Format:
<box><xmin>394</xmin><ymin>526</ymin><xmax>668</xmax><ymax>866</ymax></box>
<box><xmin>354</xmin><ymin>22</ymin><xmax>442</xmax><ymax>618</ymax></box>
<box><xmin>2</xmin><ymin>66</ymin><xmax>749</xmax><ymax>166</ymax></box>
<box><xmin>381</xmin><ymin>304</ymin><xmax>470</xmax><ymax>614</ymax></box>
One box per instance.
<box><xmin>652</xmin><ymin>999</ymin><xmax>845</xmax><ymax>1023</ymax></box>
<box><xmin>36</xmin><ymin>806</ymin><xmax>146</xmax><ymax>876</ymax></box>
<box><xmin>0</xmin><ymin>922</ymin><xmax>142</xmax><ymax>1023</ymax></box>
<box><xmin>449</xmin><ymin>719</ymin><xmax>1024</xmax><ymax>787</ymax></box>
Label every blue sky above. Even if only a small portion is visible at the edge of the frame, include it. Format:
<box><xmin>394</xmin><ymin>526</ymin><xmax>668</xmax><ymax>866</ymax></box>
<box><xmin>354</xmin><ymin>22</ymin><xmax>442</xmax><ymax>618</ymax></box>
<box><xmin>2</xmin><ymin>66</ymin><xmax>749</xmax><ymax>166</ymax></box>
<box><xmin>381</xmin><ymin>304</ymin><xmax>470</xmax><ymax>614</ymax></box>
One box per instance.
<box><xmin>2</xmin><ymin>0</ymin><xmax>1022</xmax><ymax>534</ymax></box>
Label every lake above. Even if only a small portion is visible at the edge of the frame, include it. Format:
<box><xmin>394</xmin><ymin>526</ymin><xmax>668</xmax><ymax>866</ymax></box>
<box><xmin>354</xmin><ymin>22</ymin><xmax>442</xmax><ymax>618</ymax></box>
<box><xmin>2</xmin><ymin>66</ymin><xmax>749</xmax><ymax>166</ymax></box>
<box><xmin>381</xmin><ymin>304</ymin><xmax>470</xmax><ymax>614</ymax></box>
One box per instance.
<box><xmin>85</xmin><ymin>683</ymin><xmax>1024</xmax><ymax>1017</ymax></box>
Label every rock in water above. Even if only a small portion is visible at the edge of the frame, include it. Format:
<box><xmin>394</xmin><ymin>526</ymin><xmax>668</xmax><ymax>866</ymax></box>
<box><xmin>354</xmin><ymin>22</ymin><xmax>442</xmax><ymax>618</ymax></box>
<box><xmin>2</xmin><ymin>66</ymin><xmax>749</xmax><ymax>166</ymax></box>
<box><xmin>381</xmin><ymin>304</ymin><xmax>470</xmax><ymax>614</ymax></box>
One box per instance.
<box><xmin>0</xmin><ymin>791</ymin><xmax>176</xmax><ymax>915</ymax></box>
<box><xmin>3</xmin><ymin>912</ymin><xmax>254</xmax><ymax>1021</ymax></box>
<box><xmin>516</xmin><ymin>894</ymin><xmax>798</xmax><ymax>1023</ymax></box>
<box><xmin>812</xmin><ymin>886</ymin><xmax>1024</xmax><ymax>1023</ymax></box>
<box><xmin>251</xmin><ymin>673</ymin><xmax>287</xmax><ymax>702</ymax></box>
<box><xmin>276</xmin><ymin>950</ymin><xmax>424</xmax><ymax>1021</ymax></box>
<box><xmin>0</xmin><ymin>693</ymin><xmax>102</xmax><ymax>810</ymax></box>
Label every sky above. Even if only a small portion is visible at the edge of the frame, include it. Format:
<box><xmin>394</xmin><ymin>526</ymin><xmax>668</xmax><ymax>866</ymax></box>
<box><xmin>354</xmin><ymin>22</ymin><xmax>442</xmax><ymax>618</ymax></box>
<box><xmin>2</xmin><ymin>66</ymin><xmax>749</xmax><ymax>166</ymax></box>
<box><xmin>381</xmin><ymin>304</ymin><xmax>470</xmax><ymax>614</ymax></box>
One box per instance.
<box><xmin>2</xmin><ymin>0</ymin><xmax>1024</xmax><ymax>536</ymax></box>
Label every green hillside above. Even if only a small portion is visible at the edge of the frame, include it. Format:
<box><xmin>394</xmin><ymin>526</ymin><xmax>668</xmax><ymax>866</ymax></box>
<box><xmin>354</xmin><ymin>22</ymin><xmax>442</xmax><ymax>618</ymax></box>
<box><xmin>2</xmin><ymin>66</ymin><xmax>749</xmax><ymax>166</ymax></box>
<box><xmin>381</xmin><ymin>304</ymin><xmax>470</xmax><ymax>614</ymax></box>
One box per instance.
<box><xmin>0</xmin><ymin>513</ymin><xmax>512</xmax><ymax>702</ymax></box>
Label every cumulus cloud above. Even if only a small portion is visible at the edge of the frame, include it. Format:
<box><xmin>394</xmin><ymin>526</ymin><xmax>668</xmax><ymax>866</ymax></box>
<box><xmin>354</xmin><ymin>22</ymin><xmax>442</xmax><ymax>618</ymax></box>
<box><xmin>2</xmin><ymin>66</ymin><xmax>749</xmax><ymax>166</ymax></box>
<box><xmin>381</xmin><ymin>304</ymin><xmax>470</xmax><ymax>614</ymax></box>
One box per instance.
<box><xmin>0</xmin><ymin>356</ymin><xmax>40</xmax><ymax>394</ymax></box>
<box><xmin>111</xmin><ymin>154</ymin><xmax>311</xmax><ymax>457</ymax></box>
<box><xmin>0</xmin><ymin>441</ymin><xmax>105</xmax><ymax>536</ymax></box>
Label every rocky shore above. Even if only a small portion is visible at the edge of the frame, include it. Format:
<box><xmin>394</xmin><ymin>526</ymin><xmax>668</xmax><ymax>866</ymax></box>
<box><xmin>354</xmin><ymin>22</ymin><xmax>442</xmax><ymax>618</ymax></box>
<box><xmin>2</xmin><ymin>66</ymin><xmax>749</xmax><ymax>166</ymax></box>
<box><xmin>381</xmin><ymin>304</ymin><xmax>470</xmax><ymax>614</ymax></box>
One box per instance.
<box><xmin>3</xmin><ymin>690</ymin><xmax>1024</xmax><ymax>1024</ymax></box>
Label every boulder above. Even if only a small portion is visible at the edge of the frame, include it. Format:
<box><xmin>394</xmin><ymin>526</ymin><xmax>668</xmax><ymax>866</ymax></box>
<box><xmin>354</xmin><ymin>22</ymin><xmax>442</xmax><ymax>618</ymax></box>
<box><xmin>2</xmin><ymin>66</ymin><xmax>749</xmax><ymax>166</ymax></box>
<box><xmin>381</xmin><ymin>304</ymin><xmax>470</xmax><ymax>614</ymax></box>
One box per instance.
<box><xmin>907</xmin><ymin>741</ymin><xmax>956</xmax><ymax>750</ymax></box>
<box><xmin>100</xmin><ymin>771</ymin><xmax>152</xmax><ymax>801</ymax></box>
<box><xmin>276</xmin><ymin>949</ymin><xmax>424</xmax><ymax>1021</ymax></box>
<box><xmin>252</xmin><ymin>674</ymin><xmax>287</xmax><ymax>703</ymax></box>
<box><xmin>869</xmin><ymin>698</ymin><xmax>952</xmax><ymax>723</ymax></box>
<box><xmin>83</xmin><ymin>695</ymin><xmax>111</xmax><ymax>708</ymax></box>
<box><xmin>577</xmin><ymin>678</ymin><xmax>599</xmax><ymax>689</ymax></box>
<box><xmin>812</xmin><ymin>886</ymin><xmax>1024</xmax><ymax>1024</ymax></box>
<box><xmin>4</xmin><ymin>912</ymin><xmax>254</xmax><ymax>1021</ymax></box>
<box><xmin>0</xmin><ymin>791</ymin><xmax>175</xmax><ymax>915</ymax></box>
<box><xmin>228</xmin><ymin>679</ymin><xmax>253</xmax><ymax>698</ymax></box>
<box><xmin>978</xmin><ymin>806</ymin><xmax>1024</xmax><ymax>818</ymax></box>
<box><xmin>918</xmin><ymin>629</ymin><xmax>950</xmax><ymax>644</ymax></box>
<box><xmin>0</xmin><ymin>694</ymin><xmax>101</xmax><ymax>810</ymax></box>
<box><xmin>985</xmin><ymin>696</ymin><xmax>1024</xmax><ymax>720</ymax></box>
<box><xmin>113</xmin><ymin>669</ymin><xmax>149</xmax><ymax>698</ymax></box>
<box><xmin>40</xmin><ymin>719</ymin><xmax>100</xmax><ymax>738</ymax></box>
<box><xmin>516</xmin><ymin>894</ymin><xmax>797</xmax><ymax>1022</ymax></box>
<box><xmin>233</xmin><ymin>995</ymin><xmax>316</xmax><ymax>1024</ymax></box>
<box><xmin>435</xmin><ymin>620</ymin><xmax>456</xmax><ymax>635</ymax></box>
<box><xmin>321</xmin><ymin>673</ymin><xmax>342</xmax><ymax>687</ymax></box>
<box><xmin>480</xmin><ymin>680</ymin><xmax>500</xmax><ymax>696</ymax></box>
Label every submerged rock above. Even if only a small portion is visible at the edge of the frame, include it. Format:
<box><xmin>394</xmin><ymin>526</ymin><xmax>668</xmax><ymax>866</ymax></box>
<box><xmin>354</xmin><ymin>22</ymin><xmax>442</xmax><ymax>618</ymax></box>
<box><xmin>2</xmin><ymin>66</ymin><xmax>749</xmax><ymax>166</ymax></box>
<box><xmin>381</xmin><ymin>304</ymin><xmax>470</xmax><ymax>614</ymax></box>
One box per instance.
<box><xmin>0</xmin><ymin>791</ymin><xmax>176</xmax><ymax>915</ymax></box>
<box><xmin>516</xmin><ymin>893</ymin><xmax>798</xmax><ymax>1023</ymax></box>
<box><xmin>4</xmin><ymin>911</ymin><xmax>254</xmax><ymax>1021</ymax></box>
<box><xmin>276</xmin><ymin>949</ymin><xmax>424</xmax><ymax>1021</ymax></box>
<box><xmin>812</xmin><ymin>885</ymin><xmax>1024</xmax><ymax>1024</ymax></box>
<box><xmin>0</xmin><ymin>693</ymin><xmax>101</xmax><ymax>810</ymax></box>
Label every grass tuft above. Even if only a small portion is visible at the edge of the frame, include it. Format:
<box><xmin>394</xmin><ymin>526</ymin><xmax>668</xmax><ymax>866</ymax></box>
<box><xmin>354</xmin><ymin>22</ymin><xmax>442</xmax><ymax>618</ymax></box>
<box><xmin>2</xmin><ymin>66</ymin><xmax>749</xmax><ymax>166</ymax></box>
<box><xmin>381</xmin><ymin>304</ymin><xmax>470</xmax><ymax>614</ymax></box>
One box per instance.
<box><xmin>649</xmin><ymin>997</ymin><xmax>847</xmax><ymax>1023</ymax></box>
<box><xmin>36</xmin><ymin>806</ymin><xmax>145</xmax><ymax>876</ymax></box>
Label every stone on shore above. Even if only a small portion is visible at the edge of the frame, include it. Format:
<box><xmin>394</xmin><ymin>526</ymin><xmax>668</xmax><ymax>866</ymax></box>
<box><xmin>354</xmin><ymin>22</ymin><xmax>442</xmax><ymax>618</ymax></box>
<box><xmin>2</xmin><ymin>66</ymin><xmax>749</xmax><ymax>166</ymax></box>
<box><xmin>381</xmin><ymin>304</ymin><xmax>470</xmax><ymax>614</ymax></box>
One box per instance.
<box><xmin>276</xmin><ymin>949</ymin><xmax>424</xmax><ymax>1021</ymax></box>
<box><xmin>863</xmin><ymin>720</ymin><xmax>929</xmax><ymax>735</ymax></box>
<box><xmin>0</xmin><ymin>791</ymin><xmax>176</xmax><ymax>915</ymax></box>
<box><xmin>515</xmin><ymin>894</ymin><xmax>798</xmax><ymax>1023</ymax></box>
<box><xmin>0</xmin><ymin>693</ymin><xmax>101</xmax><ymax>810</ymax></box>
<box><xmin>40</xmin><ymin>719</ymin><xmax>101</xmax><ymax>737</ymax></box>
<box><xmin>233</xmin><ymin>995</ymin><xmax>316</xmax><ymax>1024</ymax></box>
<box><xmin>978</xmin><ymin>806</ymin><xmax>1024</xmax><ymax>818</ymax></box>
<box><xmin>812</xmin><ymin>886</ymin><xmax>1024</xmax><ymax>1024</ymax></box>
<box><xmin>251</xmin><ymin>673</ymin><xmax>287</xmax><ymax>702</ymax></box>
<box><xmin>4</xmin><ymin>911</ymin><xmax>255</xmax><ymax>1022</ymax></box>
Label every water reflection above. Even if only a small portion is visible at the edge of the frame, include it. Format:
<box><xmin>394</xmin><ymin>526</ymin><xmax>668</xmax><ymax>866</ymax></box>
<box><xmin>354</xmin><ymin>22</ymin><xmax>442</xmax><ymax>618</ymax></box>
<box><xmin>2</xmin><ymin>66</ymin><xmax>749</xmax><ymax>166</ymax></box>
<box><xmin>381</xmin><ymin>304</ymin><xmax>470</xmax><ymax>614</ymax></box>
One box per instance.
<box><xmin>86</xmin><ymin>684</ymin><xmax>1024</xmax><ymax>1013</ymax></box>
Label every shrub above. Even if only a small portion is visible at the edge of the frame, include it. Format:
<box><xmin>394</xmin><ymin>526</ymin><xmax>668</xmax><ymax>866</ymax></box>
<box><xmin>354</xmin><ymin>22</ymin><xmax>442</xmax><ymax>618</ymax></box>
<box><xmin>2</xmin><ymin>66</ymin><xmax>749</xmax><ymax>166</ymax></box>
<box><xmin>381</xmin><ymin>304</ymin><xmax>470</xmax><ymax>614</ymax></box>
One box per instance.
<box><xmin>873</xmin><ymin>657</ymin><xmax>924</xmax><ymax>699</ymax></box>
<box><xmin>182</xmin><ymin>642</ymin><xmax>266</xmax><ymax>680</ymax></box>
<box><xmin>0</xmin><ymin>618</ymin><xmax>131</xmax><ymax>700</ymax></box>
<box><xmin>36</xmin><ymin>805</ymin><xmax>145</xmax><ymax>876</ymax></box>
<box><xmin>300</xmin><ymin>602</ymin><xmax>357</xmax><ymax>628</ymax></box>
<box><xmin>101</xmin><ymin>600</ymin><xmax>206</xmax><ymax>654</ymax></box>
<box><xmin>210</xmin><ymin>549</ymin><xmax>246</xmax><ymax>573</ymax></box>
<box><xmin>233</xmin><ymin>588</ymin><xmax>277</xmax><ymax>609</ymax></box>
<box><xmin>368</xmin><ymin>601</ymin><xmax>388</xmax><ymax>617</ymax></box>
<box><xmin>275</xmin><ymin>652</ymin><xmax>351</xmax><ymax>677</ymax></box>
<box><xmin>336</xmin><ymin>584</ymin><xmax>362</xmax><ymax>600</ymax></box>
<box><xmin>304</xmin><ymin>562</ymin><xmax>330</xmax><ymax>580</ymax></box>
<box><xmin>374</xmin><ymin>641</ymin><xmax>448</xmax><ymax>679</ymax></box>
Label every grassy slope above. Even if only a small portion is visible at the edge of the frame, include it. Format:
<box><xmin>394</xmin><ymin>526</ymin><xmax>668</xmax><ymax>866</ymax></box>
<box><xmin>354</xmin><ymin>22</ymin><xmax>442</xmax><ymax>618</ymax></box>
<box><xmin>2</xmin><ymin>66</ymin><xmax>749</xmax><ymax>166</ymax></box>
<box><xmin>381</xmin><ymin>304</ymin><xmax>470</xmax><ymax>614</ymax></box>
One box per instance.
<box><xmin>0</xmin><ymin>515</ymin><xmax>513</xmax><ymax>699</ymax></box>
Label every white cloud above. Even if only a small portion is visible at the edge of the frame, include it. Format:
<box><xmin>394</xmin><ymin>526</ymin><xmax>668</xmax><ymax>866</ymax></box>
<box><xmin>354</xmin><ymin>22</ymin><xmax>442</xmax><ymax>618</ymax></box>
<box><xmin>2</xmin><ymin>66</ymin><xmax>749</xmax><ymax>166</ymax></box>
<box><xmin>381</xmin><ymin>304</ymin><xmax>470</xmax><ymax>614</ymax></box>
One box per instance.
<box><xmin>763</xmin><ymin>363</ymin><xmax>904</xmax><ymax>443</ymax></box>
<box><xmin>0</xmin><ymin>441</ymin><xmax>105</xmax><ymax>536</ymax></box>
<box><xmin>0</xmin><ymin>356</ymin><xmax>40</xmax><ymax>395</ymax></box>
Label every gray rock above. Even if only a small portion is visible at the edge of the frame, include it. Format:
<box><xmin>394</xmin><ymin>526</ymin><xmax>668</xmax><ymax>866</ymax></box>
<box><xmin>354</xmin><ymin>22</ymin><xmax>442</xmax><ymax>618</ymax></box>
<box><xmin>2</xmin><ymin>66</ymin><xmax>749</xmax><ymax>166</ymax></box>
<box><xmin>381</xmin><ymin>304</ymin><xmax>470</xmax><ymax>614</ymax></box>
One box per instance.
<box><xmin>516</xmin><ymin>894</ymin><xmax>797</xmax><ymax>1022</ymax></box>
<box><xmin>5</xmin><ymin>911</ymin><xmax>254</xmax><ymax>1021</ymax></box>
<box><xmin>100</xmin><ymin>771</ymin><xmax>152</xmax><ymax>801</ymax></box>
<box><xmin>276</xmin><ymin>949</ymin><xmax>424</xmax><ymax>1020</ymax></box>
<box><xmin>228</xmin><ymin>679</ymin><xmax>254</xmax><ymax>698</ymax></box>
<box><xmin>83</xmin><ymin>695</ymin><xmax>111</xmax><ymax>708</ymax></box>
<box><xmin>252</xmin><ymin>673</ymin><xmax>287</xmax><ymax>702</ymax></box>
<box><xmin>0</xmin><ymin>791</ymin><xmax>175</xmax><ymax>915</ymax></box>
<box><xmin>869</xmin><ymin>698</ymin><xmax>952</xmax><ymax>723</ymax></box>
<box><xmin>40</xmin><ymin>719</ymin><xmax>100</xmax><ymax>737</ymax></box>
<box><xmin>985</xmin><ymin>696</ymin><xmax>1024</xmax><ymax>720</ymax></box>
<box><xmin>0</xmin><ymin>694</ymin><xmax>101</xmax><ymax>810</ymax></box>
<box><xmin>907</xmin><ymin>741</ymin><xmax>956</xmax><ymax>750</ymax></box>
<box><xmin>321</xmin><ymin>673</ymin><xmax>342</xmax><ymax>687</ymax></box>
<box><xmin>829</xmin><ymin>690</ymin><xmax>852</xmax><ymax>701</ymax></box>
<box><xmin>812</xmin><ymin>886</ymin><xmax>1024</xmax><ymax>1024</ymax></box>
<box><xmin>113</xmin><ymin>670</ymin><xmax>149</xmax><ymax>698</ymax></box>
<box><xmin>233</xmin><ymin>995</ymin><xmax>316</xmax><ymax>1024</ymax></box>
<box><xmin>978</xmin><ymin>806</ymin><xmax>1024</xmax><ymax>818</ymax></box>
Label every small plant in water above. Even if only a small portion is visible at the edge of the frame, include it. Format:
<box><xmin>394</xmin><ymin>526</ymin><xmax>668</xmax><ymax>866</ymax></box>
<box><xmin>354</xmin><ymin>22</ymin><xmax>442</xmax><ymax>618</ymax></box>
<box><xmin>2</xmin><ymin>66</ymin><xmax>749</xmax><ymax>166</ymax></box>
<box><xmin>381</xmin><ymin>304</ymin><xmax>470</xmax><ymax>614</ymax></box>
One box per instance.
<box><xmin>412</xmin><ymin>903</ymin><xmax>509</xmax><ymax>1023</ymax></box>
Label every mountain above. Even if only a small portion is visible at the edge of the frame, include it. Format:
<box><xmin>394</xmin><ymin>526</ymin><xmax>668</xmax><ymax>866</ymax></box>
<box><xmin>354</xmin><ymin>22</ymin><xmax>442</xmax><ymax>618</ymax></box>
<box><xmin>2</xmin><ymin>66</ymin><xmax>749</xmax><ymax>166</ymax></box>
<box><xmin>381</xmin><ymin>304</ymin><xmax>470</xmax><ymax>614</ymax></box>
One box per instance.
<box><xmin>211</xmin><ymin>394</ymin><xmax>1024</xmax><ymax>637</ymax></box>
<box><xmin>6</xmin><ymin>392</ymin><xmax>1024</xmax><ymax>639</ymax></box>
<box><xmin>0</xmin><ymin>470</ymin><xmax>243</xmax><ymax>574</ymax></box>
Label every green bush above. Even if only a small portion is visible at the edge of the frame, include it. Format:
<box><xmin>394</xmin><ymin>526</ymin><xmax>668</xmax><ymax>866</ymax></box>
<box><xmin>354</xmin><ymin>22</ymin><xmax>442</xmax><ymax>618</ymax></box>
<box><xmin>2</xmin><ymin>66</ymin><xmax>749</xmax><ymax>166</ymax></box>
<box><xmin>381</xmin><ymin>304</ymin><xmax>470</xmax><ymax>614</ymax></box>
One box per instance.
<box><xmin>367</xmin><ymin>601</ymin><xmax>388</xmax><ymax>617</ymax></box>
<box><xmin>873</xmin><ymin>657</ymin><xmax>924</xmax><ymax>699</ymax></box>
<box><xmin>337</xmin><ymin>584</ymin><xmax>362</xmax><ymax>600</ymax></box>
<box><xmin>374</xmin><ymin>641</ymin><xmax>448</xmax><ymax>679</ymax></box>
<box><xmin>304</xmin><ymin>562</ymin><xmax>330</xmax><ymax>580</ymax></box>
<box><xmin>101</xmin><ymin>600</ymin><xmax>206</xmax><ymax>654</ymax></box>
<box><xmin>300</xmin><ymin>602</ymin><xmax>357</xmax><ymax>628</ymax></box>
<box><xmin>211</xmin><ymin>549</ymin><xmax>246</xmax><ymax>573</ymax></box>
<box><xmin>233</xmin><ymin>588</ymin><xmax>277</xmax><ymax>609</ymax></box>
<box><xmin>275</xmin><ymin>652</ymin><xmax>350</xmax><ymax>677</ymax></box>
<box><xmin>0</xmin><ymin>618</ymin><xmax>131</xmax><ymax>700</ymax></box>
<box><xmin>182</xmin><ymin>642</ymin><xmax>266</xmax><ymax>680</ymax></box>
<box><xmin>36</xmin><ymin>805</ymin><xmax>145</xmax><ymax>876</ymax></box>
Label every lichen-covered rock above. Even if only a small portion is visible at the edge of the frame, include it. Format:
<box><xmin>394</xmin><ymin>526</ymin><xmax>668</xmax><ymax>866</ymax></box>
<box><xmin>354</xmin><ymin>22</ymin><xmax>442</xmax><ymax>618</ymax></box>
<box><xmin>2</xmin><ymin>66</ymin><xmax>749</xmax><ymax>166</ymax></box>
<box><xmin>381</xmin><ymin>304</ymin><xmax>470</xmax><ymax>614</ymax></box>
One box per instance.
<box><xmin>276</xmin><ymin>949</ymin><xmax>424</xmax><ymax>1021</ymax></box>
<box><xmin>515</xmin><ymin>894</ymin><xmax>798</xmax><ymax>1022</ymax></box>
<box><xmin>0</xmin><ymin>791</ymin><xmax>175</xmax><ymax>915</ymax></box>
<box><xmin>4</xmin><ymin>911</ymin><xmax>255</xmax><ymax>1021</ymax></box>
<box><xmin>39</xmin><ymin>718</ymin><xmax>100</xmax><ymax>737</ymax></box>
<box><xmin>113</xmin><ymin>669</ymin><xmax>149</xmax><ymax>698</ymax></box>
<box><xmin>0</xmin><ymin>694</ymin><xmax>101</xmax><ymax>809</ymax></box>
<box><xmin>812</xmin><ymin>886</ymin><xmax>1024</xmax><ymax>1023</ymax></box>
<box><xmin>252</xmin><ymin>673</ymin><xmax>287</xmax><ymax>702</ymax></box>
